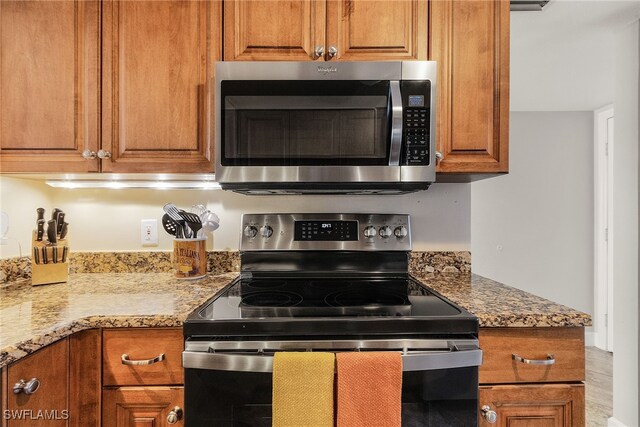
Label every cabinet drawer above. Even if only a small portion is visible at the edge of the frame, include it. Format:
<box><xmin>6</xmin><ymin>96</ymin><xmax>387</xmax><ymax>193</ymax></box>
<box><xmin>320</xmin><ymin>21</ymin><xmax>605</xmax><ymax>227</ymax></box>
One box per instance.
<box><xmin>479</xmin><ymin>327</ymin><xmax>585</xmax><ymax>384</ymax></box>
<box><xmin>103</xmin><ymin>328</ymin><xmax>183</xmax><ymax>386</ymax></box>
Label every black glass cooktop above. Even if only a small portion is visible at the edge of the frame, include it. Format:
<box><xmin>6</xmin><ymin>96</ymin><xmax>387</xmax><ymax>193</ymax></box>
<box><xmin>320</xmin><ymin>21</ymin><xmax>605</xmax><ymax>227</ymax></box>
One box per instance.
<box><xmin>184</xmin><ymin>276</ymin><xmax>478</xmax><ymax>337</ymax></box>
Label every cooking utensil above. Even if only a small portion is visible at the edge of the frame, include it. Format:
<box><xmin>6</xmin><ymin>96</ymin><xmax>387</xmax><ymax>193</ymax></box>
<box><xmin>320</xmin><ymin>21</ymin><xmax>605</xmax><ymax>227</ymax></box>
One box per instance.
<box><xmin>36</xmin><ymin>219</ymin><xmax>45</xmax><ymax>241</ymax></box>
<box><xmin>41</xmin><ymin>247</ymin><xmax>48</xmax><ymax>264</ymax></box>
<box><xmin>47</xmin><ymin>220</ymin><xmax>57</xmax><ymax>244</ymax></box>
<box><xmin>191</xmin><ymin>204</ymin><xmax>207</xmax><ymax>217</ymax></box>
<box><xmin>197</xmin><ymin>211</ymin><xmax>220</xmax><ymax>237</ymax></box>
<box><xmin>33</xmin><ymin>247</ymin><xmax>40</xmax><ymax>264</ymax></box>
<box><xmin>59</xmin><ymin>222</ymin><xmax>68</xmax><ymax>240</ymax></box>
<box><xmin>52</xmin><ymin>246</ymin><xmax>58</xmax><ymax>263</ymax></box>
<box><xmin>179</xmin><ymin>211</ymin><xmax>202</xmax><ymax>238</ymax></box>
<box><xmin>56</xmin><ymin>212</ymin><xmax>65</xmax><ymax>235</ymax></box>
<box><xmin>36</xmin><ymin>208</ymin><xmax>45</xmax><ymax>221</ymax></box>
<box><xmin>162</xmin><ymin>214</ymin><xmax>179</xmax><ymax>237</ymax></box>
<box><xmin>61</xmin><ymin>246</ymin><xmax>68</xmax><ymax>263</ymax></box>
<box><xmin>163</xmin><ymin>203</ymin><xmax>188</xmax><ymax>238</ymax></box>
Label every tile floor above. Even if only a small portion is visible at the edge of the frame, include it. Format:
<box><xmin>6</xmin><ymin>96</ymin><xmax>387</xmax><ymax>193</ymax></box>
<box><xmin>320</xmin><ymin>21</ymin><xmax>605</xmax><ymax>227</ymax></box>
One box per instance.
<box><xmin>585</xmin><ymin>346</ymin><xmax>613</xmax><ymax>427</ymax></box>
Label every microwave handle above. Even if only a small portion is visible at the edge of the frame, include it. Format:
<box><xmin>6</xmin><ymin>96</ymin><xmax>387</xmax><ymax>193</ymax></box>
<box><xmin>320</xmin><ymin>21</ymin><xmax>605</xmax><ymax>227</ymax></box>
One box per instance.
<box><xmin>389</xmin><ymin>81</ymin><xmax>403</xmax><ymax>166</ymax></box>
<box><xmin>182</xmin><ymin>349</ymin><xmax>482</xmax><ymax>373</ymax></box>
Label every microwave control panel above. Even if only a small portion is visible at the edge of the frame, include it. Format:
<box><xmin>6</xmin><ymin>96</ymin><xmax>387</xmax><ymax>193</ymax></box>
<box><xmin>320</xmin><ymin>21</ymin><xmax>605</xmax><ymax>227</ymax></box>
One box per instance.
<box><xmin>401</xmin><ymin>81</ymin><xmax>431</xmax><ymax>166</ymax></box>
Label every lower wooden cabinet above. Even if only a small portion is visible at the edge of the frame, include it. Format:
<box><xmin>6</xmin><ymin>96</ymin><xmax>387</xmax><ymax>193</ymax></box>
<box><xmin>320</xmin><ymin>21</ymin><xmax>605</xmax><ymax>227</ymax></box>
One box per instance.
<box><xmin>102</xmin><ymin>387</ymin><xmax>184</xmax><ymax>427</ymax></box>
<box><xmin>479</xmin><ymin>384</ymin><xmax>585</xmax><ymax>427</ymax></box>
<box><xmin>4</xmin><ymin>339</ymin><xmax>69</xmax><ymax>426</ymax></box>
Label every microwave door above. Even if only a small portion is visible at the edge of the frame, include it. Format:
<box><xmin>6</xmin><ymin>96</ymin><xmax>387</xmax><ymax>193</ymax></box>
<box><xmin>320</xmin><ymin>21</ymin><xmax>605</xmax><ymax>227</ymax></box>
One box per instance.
<box><xmin>220</xmin><ymin>80</ymin><xmax>393</xmax><ymax>167</ymax></box>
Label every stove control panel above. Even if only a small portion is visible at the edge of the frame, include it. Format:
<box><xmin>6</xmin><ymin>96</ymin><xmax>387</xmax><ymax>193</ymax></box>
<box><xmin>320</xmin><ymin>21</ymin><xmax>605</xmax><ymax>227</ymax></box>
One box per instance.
<box><xmin>241</xmin><ymin>213</ymin><xmax>411</xmax><ymax>251</ymax></box>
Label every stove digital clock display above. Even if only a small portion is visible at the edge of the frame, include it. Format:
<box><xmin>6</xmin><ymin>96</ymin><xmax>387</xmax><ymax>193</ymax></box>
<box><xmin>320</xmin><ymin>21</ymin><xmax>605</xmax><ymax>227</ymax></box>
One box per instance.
<box><xmin>294</xmin><ymin>221</ymin><xmax>358</xmax><ymax>241</ymax></box>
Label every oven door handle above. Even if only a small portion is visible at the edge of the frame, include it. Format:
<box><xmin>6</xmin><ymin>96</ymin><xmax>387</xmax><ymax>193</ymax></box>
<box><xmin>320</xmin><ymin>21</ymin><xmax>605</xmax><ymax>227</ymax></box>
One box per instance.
<box><xmin>182</xmin><ymin>349</ymin><xmax>482</xmax><ymax>373</ymax></box>
<box><xmin>388</xmin><ymin>80</ymin><xmax>403</xmax><ymax>166</ymax></box>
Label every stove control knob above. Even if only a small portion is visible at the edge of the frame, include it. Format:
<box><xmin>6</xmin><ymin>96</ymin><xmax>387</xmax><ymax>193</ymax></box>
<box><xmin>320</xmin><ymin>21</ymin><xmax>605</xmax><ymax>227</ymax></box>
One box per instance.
<box><xmin>260</xmin><ymin>225</ymin><xmax>273</xmax><ymax>238</ymax></box>
<box><xmin>244</xmin><ymin>225</ymin><xmax>258</xmax><ymax>239</ymax></box>
<box><xmin>363</xmin><ymin>226</ymin><xmax>377</xmax><ymax>238</ymax></box>
<box><xmin>394</xmin><ymin>226</ymin><xmax>408</xmax><ymax>239</ymax></box>
<box><xmin>379</xmin><ymin>226</ymin><xmax>392</xmax><ymax>239</ymax></box>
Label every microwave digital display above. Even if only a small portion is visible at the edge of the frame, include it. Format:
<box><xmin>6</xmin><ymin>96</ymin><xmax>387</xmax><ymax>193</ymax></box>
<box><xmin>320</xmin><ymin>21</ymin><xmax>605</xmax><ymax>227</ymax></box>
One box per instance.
<box><xmin>294</xmin><ymin>221</ymin><xmax>358</xmax><ymax>241</ymax></box>
<box><xmin>408</xmin><ymin>95</ymin><xmax>425</xmax><ymax>107</ymax></box>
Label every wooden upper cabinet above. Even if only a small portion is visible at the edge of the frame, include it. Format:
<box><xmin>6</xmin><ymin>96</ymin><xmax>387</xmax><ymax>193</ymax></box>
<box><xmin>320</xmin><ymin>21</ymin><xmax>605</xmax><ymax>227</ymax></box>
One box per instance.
<box><xmin>224</xmin><ymin>0</ymin><xmax>427</xmax><ymax>61</ymax></box>
<box><xmin>224</xmin><ymin>0</ymin><xmax>326</xmax><ymax>61</ymax></box>
<box><xmin>101</xmin><ymin>0</ymin><xmax>220</xmax><ymax>173</ymax></box>
<box><xmin>430</xmin><ymin>0</ymin><xmax>509</xmax><ymax>175</ymax></box>
<box><xmin>0</xmin><ymin>0</ymin><xmax>100</xmax><ymax>172</ymax></box>
<box><xmin>326</xmin><ymin>0</ymin><xmax>427</xmax><ymax>61</ymax></box>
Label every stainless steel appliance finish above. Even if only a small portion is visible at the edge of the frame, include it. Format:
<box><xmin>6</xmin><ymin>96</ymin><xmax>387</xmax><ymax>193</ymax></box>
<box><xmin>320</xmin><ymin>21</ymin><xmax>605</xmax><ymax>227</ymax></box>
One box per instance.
<box><xmin>215</xmin><ymin>61</ymin><xmax>437</xmax><ymax>195</ymax></box>
<box><xmin>183</xmin><ymin>213</ymin><xmax>480</xmax><ymax>426</ymax></box>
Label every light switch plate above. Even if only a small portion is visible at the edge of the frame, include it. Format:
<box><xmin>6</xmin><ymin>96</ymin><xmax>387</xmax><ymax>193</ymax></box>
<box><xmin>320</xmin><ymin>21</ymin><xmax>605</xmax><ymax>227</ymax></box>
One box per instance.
<box><xmin>141</xmin><ymin>219</ymin><xmax>158</xmax><ymax>246</ymax></box>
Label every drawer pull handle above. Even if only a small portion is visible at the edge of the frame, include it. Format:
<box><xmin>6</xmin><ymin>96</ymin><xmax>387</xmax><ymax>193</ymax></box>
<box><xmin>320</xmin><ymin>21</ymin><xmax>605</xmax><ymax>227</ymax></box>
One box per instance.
<box><xmin>121</xmin><ymin>353</ymin><xmax>165</xmax><ymax>366</ymax></box>
<box><xmin>512</xmin><ymin>353</ymin><xmax>555</xmax><ymax>365</ymax></box>
<box><xmin>13</xmin><ymin>378</ymin><xmax>40</xmax><ymax>395</ymax></box>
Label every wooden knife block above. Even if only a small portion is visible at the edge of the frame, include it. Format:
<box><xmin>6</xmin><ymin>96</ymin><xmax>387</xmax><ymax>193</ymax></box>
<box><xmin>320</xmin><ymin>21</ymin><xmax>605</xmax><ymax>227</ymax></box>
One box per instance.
<box><xmin>31</xmin><ymin>230</ymin><xmax>69</xmax><ymax>286</ymax></box>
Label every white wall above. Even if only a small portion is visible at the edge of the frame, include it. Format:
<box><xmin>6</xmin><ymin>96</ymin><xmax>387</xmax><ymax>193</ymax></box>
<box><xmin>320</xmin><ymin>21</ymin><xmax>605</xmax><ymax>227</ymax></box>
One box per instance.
<box><xmin>0</xmin><ymin>177</ymin><xmax>53</xmax><ymax>258</ymax></box>
<box><xmin>0</xmin><ymin>178</ymin><xmax>470</xmax><ymax>257</ymax></box>
<box><xmin>611</xmin><ymin>19</ymin><xmax>639</xmax><ymax>427</ymax></box>
<box><xmin>471</xmin><ymin>112</ymin><xmax>594</xmax><ymax>316</ymax></box>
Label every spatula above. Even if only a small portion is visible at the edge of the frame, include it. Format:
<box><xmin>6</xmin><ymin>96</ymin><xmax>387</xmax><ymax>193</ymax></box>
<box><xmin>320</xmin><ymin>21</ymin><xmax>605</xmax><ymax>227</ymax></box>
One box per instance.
<box><xmin>161</xmin><ymin>214</ymin><xmax>179</xmax><ymax>237</ymax></box>
<box><xmin>179</xmin><ymin>210</ymin><xmax>202</xmax><ymax>238</ymax></box>
<box><xmin>163</xmin><ymin>203</ymin><xmax>187</xmax><ymax>238</ymax></box>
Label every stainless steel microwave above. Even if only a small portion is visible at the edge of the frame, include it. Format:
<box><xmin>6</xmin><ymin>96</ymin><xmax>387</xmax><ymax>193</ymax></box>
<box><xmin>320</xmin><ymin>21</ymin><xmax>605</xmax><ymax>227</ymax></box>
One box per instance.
<box><xmin>214</xmin><ymin>61</ymin><xmax>436</xmax><ymax>195</ymax></box>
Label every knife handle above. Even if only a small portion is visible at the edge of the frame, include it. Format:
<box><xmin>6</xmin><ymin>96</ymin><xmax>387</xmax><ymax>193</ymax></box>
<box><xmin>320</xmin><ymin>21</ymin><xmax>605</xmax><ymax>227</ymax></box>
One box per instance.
<box><xmin>41</xmin><ymin>246</ymin><xmax>48</xmax><ymax>264</ymax></box>
<box><xmin>33</xmin><ymin>247</ymin><xmax>40</xmax><ymax>265</ymax></box>
<box><xmin>52</xmin><ymin>246</ymin><xmax>58</xmax><ymax>263</ymax></box>
<box><xmin>59</xmin><ymin>222</ymin><xmax>68</xmax><ymax>240</ymax></box>
<box><xmin>36</xmin><ymin>219</ymin><xmax>45</xmax><ymax>241</ymax></box>
<box><xmin>51</xmin><ymin>208</ymin><xmax>61</xmax><ymax>221</ymax></box>
<box><xmin>47</xmin><ymin>220</ymin><xmax>57</xmax><ymax>244</ymax></box>
<box><xmin>56</xmin><ymin>213</ymin><xmax>65</xmax><ymax>235</ymax></box>
<box><xmin>61</xmin><ymin>246</ymin><xmax>68</xmax><ymax>263</ymax></box>
<box><xmin>36</xmin><ymin>208</ymin><xmax>45</xmax><ymax>221</ymax></box>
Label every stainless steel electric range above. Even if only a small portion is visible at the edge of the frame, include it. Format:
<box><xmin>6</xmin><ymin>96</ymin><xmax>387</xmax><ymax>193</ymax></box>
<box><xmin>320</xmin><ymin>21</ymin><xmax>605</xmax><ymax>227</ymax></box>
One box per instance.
<box><xmin>183</xmin><ymin>214</ymin><xmax>481</xmax><ymax>426</ymax></box>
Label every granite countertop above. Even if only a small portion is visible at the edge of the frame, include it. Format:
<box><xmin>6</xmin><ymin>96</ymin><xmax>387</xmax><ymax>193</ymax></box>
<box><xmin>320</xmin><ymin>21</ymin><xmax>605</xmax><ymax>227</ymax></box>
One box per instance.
<box><xmin>0</xmin><ymin>271</ymin><xmax>591</xmax><ymax>368</ymax></box>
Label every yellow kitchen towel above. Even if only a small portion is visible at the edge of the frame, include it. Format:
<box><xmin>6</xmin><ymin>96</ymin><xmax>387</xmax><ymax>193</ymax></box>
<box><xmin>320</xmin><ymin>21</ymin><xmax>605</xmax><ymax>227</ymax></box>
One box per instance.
<box><xmin>336</xmin><ymin>352</ymin><xmax>403</xmax><ymax>427</ymax></box>
<box><xmin>272</xmin><ymin>352</ymin><xmax>335</xmax><ymax>427</ymax></box>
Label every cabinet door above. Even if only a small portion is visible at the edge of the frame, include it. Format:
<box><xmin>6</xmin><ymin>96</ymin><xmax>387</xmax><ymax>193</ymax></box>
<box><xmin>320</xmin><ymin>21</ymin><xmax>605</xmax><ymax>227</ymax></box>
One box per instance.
<box><xmin>102</xmin><ymin>387</ymin><xmax>184</xmax><ymax>427</ymax></box>
<box><xmin>224</xmin><ymin>0</ymin><xmax>326</xmax><ymax>61</ymax></box>
<box><xmin>479</xmin><ymin>384</ymin><xmax>585</xmax><ymax>427</ymax></box>
<box><xmin>6</xmin><ymin>339</ymin><xmax>69</xmax><ymax>426</ymax></box>
<box><xmin>0</xmin><ymin>0</ymin><xmax>100</xmax><ymax>172</ymax></box>
<box><xmin>326</xmin><ymin>0</ymin><xmax>427</xmax><ymax>61</ymax></box>
<box><xmin>101</xmin><ymin>0</ymin><xmax>219</xmax><ymax>173</ymax></box>
<box><xmin>430</xmin><ymin>0</ymin><xmax>509</xmax><ymax>174</ymax></box>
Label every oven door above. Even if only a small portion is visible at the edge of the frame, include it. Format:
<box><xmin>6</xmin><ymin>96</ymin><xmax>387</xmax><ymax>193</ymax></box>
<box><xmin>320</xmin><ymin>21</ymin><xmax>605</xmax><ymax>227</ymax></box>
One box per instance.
<box><xmin>183</xmin><ymin>339</ymin><xmax>481</xmax><ymax>427</ymax></box>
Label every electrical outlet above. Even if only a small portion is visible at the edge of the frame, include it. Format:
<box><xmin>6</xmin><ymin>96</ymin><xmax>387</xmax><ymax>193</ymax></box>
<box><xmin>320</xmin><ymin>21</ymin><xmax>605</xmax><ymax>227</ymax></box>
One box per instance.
<box><xmin>140</xmin><ymin>219</ymin><xmax>158</xmax><ymax>246</ymax></box>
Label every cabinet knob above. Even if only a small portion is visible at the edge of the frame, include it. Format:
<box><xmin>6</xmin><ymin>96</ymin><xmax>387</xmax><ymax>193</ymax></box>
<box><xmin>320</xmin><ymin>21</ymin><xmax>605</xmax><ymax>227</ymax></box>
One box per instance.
<box><xmin>97</xmin><ymin>150</ymin><xmax>112</xmax><ymax>159</ymax></box>
<box><xmin>13</xmin><ymin>378</ymin><xmax>40</xmax><ymax>395</ymax></box>
<box><xmin>166</xmin><ymin>406</ymin><xmax>183</xmax><ymax>424</ymax></box>
<box><xmin>327</xmin><ymin>45</ymin><xmax>338</xmax><ymax>59</ymax></box>
<box><xmin>435</xmin><ymin>151</ymin><xmax>443</xmax><ymax>162</ymax></box>
<box><xmin>313</xmin><ymin>45</ymin><xmax>325</xmax><ymax>60</ymax></box>
<box><xmin>481</xmin><ymin>405</ymin><xmax>497</xmax><ymax>424</ymax></box>
<box><xmin>82</xmin><ymin>149</ymin><xmax>97</xmax><ymax>160</ymax></box>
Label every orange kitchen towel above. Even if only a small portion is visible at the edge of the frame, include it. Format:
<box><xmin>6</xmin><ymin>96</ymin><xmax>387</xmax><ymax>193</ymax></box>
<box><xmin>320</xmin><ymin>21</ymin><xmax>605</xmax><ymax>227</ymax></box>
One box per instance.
<box><xmin>336</xmin><ymin>352</ymin><xmax>403</xmax><ymax>427</ymax></box>
<box><xmin>272</xmin><ymin>352</ymin><xmax>335</xmax><ymax>427</ymax></box>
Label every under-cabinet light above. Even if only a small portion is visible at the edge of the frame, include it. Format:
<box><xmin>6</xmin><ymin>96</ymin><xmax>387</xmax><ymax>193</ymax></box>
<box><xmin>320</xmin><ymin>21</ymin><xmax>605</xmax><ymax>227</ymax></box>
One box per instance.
<box><xmin>46</xmin><ymin>180</ymin><xmax>222</xmax><ymax>190</ymax></box>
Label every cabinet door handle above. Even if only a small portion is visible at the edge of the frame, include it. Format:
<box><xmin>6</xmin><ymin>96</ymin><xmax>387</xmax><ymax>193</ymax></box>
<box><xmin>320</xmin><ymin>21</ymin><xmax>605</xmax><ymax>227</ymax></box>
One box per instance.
<box><xmin>97</xmin><ymin>149</ymin><xmax>112</xmax><ymax>159</ymax></box>
<box><xmin>82</xmin><ymin>149</ymin><xmax>97</xmax><ymax>160</ymax></box>
<box><xmin>13</xmin><ymin>378</ymin><xmax>40</xmax><ymax>395</ymax></box>
<box><xmin>313</xmin><ymin>45</ymin><xmax>325</xmax><ymax>60</ymax></box>
<box><xmin>481</xmin><ymin>405</ymin><xmax>497</xmax><ymax>424</ymax></box>
<box><xmin>121</xmin><ymin>353</ymin><xmax>165</xmax><ymax>365</ymax></box>
<box><xmin>512</xmin><ymin>353</ymin><xmax>555</xmax><ymax>365</ymax></box>
<box><xmin>166</xmin><ymin>406</ymin><xmax>183</xmax><ymax>424</ymax></box>
<box><xmin>327</xmin><ymin>45</ymin><xmax>338</xmax><ymax>60</ymax></box>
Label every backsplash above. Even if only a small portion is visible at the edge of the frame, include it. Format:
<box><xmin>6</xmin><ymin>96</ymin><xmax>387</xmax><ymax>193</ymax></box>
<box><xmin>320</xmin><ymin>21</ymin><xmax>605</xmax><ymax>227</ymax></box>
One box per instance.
<box><xmin>0</xmin><ymin>251</ymin><xmax>470</xmax><ymax>284</ymax></box>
